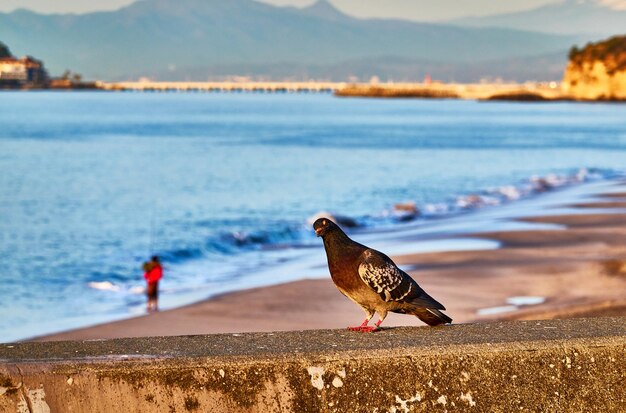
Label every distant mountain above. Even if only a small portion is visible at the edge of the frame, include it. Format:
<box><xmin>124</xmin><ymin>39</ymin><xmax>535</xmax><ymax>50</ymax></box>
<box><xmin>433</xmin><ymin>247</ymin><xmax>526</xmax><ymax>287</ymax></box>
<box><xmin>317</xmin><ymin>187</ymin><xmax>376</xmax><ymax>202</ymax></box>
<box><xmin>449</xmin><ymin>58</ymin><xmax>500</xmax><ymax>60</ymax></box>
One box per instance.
<box><xmin>0</xmin><ymin>0</ymin><xmax>585</xmax><ymax>81</ymax></box>
<box><xmin>298</xmin><ymin>0</ymin><xmax>347</xmax><ymax>21</ymax></box>
<box><xmin>452</xmin><ymin>0</ymin><xmax>626</xmax><ymax>37</ymax></box>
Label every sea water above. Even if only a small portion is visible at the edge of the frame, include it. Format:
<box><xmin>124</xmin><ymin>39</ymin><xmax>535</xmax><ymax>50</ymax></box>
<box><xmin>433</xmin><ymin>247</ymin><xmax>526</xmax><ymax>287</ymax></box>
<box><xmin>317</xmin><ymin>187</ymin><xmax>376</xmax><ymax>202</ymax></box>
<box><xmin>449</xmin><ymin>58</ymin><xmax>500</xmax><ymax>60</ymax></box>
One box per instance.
<box><xmin>1</xmin><ymin>92</ymin><xmax>625</xmax><ymax>341</ymax></box>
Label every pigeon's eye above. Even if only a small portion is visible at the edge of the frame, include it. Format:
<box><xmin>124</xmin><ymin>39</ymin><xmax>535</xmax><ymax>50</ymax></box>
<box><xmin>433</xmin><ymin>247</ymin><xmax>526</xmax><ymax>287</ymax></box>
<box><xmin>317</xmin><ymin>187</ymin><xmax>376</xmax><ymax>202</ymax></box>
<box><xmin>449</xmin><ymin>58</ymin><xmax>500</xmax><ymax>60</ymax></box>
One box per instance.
<box><xmin>322</xmin><ymin>220</ymin><xmax>327</xmax><ymax>226</ymax></box>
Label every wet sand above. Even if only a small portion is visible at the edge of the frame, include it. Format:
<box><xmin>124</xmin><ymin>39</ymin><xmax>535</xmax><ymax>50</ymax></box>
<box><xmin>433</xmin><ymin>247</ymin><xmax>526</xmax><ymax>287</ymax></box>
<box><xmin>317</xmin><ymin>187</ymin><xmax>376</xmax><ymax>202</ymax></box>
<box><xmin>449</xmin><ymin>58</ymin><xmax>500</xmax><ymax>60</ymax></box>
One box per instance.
<box><xmin>35</xmin><ymin>189</ymin><xmax>626</xmax><ymax>342</ymax></box>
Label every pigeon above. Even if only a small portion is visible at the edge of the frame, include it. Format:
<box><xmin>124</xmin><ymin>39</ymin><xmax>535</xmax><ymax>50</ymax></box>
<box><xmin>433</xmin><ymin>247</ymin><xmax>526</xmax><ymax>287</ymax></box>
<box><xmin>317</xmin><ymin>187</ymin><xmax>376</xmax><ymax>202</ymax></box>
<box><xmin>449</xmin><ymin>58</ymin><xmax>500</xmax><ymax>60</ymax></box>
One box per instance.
<box><xmin>313</xmin><ymin>217</ymin><xmax>452</xmax><ymax>332</ymax></box>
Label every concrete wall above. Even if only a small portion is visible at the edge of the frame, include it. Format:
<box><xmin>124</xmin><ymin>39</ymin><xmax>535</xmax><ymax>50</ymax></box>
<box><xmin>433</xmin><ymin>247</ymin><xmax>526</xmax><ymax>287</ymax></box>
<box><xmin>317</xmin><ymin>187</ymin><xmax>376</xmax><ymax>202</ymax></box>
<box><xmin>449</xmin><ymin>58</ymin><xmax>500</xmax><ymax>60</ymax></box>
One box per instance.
<box><xmin>1</xmin><ymin>318</ymin><xmax>624</xmax><ymax>412</ymax></box>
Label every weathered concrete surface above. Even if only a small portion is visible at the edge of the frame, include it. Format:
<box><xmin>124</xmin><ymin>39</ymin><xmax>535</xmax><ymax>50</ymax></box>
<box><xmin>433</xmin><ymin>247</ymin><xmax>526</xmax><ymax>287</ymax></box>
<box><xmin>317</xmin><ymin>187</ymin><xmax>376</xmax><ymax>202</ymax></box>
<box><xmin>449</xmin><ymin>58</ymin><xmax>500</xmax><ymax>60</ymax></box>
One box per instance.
<box><xmin>1</xmin><ymin>318</ymin><xmax>624</xmax><ymax>412</ymax></box>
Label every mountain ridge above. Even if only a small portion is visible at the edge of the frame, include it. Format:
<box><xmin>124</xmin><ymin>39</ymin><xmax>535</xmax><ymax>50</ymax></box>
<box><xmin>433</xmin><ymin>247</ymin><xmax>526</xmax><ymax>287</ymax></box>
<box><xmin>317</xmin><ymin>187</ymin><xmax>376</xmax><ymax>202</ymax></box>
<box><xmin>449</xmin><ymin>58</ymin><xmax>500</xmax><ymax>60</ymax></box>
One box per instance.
<box><xmin>0</xmin><ymin>0</ymin><xmax>585</xmax><ymax>81</ymax></box>
<box><xmin>451</xmin><ymin>0</ymin><xmax>626</xmax><ymax>37</ymax></box>
<box><xmin>300</xmin><ymin>0</ymin><xmax>348</xmax><ymax>21</ymax></box>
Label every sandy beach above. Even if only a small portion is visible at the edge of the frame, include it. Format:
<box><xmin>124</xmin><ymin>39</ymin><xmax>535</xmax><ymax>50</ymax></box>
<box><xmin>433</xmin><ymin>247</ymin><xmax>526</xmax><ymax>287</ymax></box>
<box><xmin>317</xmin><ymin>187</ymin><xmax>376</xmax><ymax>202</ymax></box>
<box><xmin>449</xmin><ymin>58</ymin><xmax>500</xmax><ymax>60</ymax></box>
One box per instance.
<box><xmin>34</xmin><ymin>186</ymin><xmax>626</xmax><ymax>342</ymax></box>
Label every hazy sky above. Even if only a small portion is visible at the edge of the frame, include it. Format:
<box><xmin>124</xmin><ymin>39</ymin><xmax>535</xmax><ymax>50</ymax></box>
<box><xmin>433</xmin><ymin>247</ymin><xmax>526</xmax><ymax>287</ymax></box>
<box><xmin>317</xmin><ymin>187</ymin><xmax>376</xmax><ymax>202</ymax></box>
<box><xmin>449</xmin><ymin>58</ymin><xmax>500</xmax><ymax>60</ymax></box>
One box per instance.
<box><xmin>1</xmin><ymin>0</ymin><xmax>624</xmax><ymax>19</ymax></box>
<box><xmin>0</xmin><ymin>0</ymin><xmax>562</xmax><ymax>20</ymax></box>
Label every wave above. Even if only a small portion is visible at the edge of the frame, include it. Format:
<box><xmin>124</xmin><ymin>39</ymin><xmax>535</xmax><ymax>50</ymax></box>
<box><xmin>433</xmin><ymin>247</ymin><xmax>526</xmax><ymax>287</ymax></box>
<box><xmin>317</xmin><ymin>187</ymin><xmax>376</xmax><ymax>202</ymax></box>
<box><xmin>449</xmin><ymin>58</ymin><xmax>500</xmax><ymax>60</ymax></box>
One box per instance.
<box><xmin>455</xmin><ymin>167</ymin><xmax>603</xmax><ymax>212</ymax></box>
<box><xmin>146</xmin><ymin>167</ymin><xmax>619</xmax><ymax>267</ymax></box>
<box><xmin>88</xmin><ymin>281</ymin><xmax>121</xmax><ymax>292</ymax></box>
<box><xmin>88</xmin><ymin>281</ymin><xmax>145</xmax><ymax>294</ymax></box>
<box><xmin>368</xmin><ymin>168</ymin><xmax>612</xmax><ymax>225</ymax></box>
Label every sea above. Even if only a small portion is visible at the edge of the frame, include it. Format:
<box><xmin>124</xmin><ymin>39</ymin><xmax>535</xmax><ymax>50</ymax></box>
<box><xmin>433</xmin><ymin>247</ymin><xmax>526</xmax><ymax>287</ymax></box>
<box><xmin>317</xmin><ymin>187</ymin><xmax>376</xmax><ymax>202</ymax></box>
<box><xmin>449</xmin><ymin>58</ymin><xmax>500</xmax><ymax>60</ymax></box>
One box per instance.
<box><xmin>1</xmin><ymin>91</ymin><xmax>625</xmax><ymax>342</ymax></box>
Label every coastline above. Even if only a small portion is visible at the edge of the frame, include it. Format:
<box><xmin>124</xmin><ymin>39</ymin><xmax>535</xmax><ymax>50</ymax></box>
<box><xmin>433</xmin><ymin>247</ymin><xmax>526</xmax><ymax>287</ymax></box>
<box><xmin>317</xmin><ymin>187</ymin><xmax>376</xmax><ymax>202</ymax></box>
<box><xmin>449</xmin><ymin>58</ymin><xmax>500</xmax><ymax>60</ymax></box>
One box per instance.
<box><xmin>91</xmin><ymin>81</ymin><xmax>620</xmax><ymax>101</ymax></box>
<box><xmin>0</xmin><ymin>81</ymin><xmax>596</xmax><ymax>102</ymax></box>
<box><xmin>32</xmin><ymin>182</ymin><xmax>626</xmax><ymax>342</ymax></box>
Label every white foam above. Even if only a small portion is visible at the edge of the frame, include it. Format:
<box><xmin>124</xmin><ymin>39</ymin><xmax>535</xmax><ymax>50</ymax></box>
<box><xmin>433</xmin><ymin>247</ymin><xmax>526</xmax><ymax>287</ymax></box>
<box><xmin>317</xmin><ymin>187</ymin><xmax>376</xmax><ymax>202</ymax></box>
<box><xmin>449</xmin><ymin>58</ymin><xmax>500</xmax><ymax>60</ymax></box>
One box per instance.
<box><xmin>422</xmin><ymin>203</ymin><xmax>449</xmax><ymax>215</ymax></box>
<box><xmin>506</xmin><ymin>296</ymin><xmax>545</xmax><ymax>306</ymax></box>
<box><xmin>129</xmin><ymin>286</ymin><xmax>145</xmax><ymax>294</ymax></box>
<box><xmin>477</xmin><ymin>305</ymin><xmax>518</xmax><ymax>316</ymax></box>
<box><xmin>88</xmin><ymin>281</ymin><xmax>121</xmax><ymax>292</ymax></box>
<box><xmin>478</xmin><ymin>296</ymin><xmax>546</xmax><ymax>316</ymax></box>
<box><xmin>380</xmin><ymin>238</ymin><xmax>499</xmax><ymax>256</ymax></box>
<box><xmin>494</xmin><ymin>185</ymin><xmax>522</xmax><ymax>200</ymax></box>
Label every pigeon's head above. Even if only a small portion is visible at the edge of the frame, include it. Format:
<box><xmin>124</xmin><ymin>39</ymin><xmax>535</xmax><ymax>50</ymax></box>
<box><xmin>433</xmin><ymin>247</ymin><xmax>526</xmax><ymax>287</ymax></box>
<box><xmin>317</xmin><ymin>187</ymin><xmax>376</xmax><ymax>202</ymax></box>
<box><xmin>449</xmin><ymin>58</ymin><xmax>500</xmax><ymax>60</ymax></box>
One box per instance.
<box><xmin>313</xmin><ymin>217</ymin><xmax>339</xmax><ymax>238</ymax></box>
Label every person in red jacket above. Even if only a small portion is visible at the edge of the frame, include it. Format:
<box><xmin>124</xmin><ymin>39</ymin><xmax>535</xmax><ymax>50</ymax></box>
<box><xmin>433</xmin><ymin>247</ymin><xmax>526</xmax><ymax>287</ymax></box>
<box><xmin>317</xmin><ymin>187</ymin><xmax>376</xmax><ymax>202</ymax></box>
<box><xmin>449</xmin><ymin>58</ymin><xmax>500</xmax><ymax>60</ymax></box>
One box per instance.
<box><xmin>143</xmin><ymin>255</ymin><xmax>163</xmax><ymax>312</ymax></box>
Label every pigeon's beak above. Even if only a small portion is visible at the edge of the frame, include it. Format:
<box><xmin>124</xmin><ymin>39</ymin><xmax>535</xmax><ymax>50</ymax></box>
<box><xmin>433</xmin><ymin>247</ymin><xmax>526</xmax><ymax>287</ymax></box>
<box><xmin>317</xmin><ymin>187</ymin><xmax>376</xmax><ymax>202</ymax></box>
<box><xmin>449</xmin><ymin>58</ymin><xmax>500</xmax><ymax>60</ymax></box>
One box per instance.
<box><xmin>315</xmin><ymin>228</ymin><xmax>323</xmax><ymax>237</ymax></box>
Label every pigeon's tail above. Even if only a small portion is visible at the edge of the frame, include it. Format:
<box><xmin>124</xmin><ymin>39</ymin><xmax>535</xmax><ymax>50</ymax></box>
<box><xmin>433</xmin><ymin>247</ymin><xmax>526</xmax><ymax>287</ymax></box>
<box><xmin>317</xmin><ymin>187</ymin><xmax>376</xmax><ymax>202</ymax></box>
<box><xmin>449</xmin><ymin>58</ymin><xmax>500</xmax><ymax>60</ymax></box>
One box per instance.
<box><xmin>414</xmin><ymin>308</ymin><xmax>452</xmax><ymax>326</ymax></box>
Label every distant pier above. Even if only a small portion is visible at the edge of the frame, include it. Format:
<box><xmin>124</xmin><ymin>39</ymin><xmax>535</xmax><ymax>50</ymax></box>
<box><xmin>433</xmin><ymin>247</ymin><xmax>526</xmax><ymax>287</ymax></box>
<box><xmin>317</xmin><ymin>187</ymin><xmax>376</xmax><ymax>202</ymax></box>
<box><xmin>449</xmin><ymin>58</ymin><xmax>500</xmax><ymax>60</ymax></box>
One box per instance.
<box><xmin>97</xmin><ymin>80</ymin><xmax>569</xmax><ymax>100</ymax></box>
<box><xmin>99</xmin><ymin>81</ymin><xmax>346</xmax><ymax>93</ymax></box>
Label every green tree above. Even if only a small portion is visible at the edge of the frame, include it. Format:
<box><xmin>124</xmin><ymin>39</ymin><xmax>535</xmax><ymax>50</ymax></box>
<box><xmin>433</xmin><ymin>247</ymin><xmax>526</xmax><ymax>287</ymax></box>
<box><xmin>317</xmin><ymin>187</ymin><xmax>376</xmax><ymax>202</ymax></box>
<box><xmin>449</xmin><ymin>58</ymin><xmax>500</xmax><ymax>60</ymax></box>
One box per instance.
<box><xmin>568</xmin><ymin>46</ymin><xmax>580</xmax><ymax>61</ymax></box>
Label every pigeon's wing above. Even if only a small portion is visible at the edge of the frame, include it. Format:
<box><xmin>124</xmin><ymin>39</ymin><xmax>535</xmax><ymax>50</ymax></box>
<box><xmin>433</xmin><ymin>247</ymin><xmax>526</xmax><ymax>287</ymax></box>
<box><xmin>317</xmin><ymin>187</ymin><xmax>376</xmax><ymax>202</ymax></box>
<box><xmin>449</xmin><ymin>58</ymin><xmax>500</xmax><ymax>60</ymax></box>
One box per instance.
<box><xmin>358</xmin><ymin>250</ymin><xmax>445</xmax><ymax>310</ymax></box>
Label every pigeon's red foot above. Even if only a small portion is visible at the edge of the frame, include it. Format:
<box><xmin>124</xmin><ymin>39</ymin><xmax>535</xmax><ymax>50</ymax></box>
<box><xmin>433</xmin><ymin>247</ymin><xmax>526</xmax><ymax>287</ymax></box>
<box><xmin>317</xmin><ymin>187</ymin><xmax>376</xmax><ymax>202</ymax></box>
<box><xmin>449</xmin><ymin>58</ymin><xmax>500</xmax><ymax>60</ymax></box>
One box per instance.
<box><xmin>348</xmin><ymin>319</ymin><xmax>371</xmax><ymax>332</ymax></box>
<box><xmin>347</xmin><ymin>325</ymin><xmax>380</xmax><ymax>333</ymax></box>
<box><xmin>347</xmin><ymin>319</ymin><xmax>383</xmax><ymax>332</ymax></box>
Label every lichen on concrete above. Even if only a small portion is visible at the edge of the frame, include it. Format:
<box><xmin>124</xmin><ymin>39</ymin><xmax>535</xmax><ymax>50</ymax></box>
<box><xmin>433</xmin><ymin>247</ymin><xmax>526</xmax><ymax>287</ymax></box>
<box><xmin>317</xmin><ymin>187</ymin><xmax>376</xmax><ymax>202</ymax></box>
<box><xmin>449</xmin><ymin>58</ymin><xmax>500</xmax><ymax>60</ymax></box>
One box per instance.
<box><xmin>0</xmin><ymin>373</ymin><xmax>13</xmax><ymax>388</ymax></box>
<box><xmin>183</xmin><ymin>395</ymin><xmax>199</xmax><ymax>411</ymax></box>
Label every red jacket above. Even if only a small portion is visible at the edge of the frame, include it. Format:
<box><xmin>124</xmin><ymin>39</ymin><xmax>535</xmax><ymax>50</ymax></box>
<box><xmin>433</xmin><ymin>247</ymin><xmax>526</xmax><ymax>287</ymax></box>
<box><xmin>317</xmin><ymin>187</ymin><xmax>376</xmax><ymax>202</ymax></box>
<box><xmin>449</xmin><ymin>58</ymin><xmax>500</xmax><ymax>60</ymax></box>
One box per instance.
<box><xmin>144</xmin><ymin>264</ymin><xmax>163</xmax><ymax>283</ymax></box>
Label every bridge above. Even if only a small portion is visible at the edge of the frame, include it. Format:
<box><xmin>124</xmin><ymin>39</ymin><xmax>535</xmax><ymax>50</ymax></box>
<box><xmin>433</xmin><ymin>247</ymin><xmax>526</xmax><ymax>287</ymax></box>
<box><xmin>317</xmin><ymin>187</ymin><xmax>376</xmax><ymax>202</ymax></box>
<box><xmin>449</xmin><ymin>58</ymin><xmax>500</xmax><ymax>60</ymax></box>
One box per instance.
<box><xmin>97</xmin><ymin>80</ymin><xmax>565</xmax><ymax>100</ymax></box>
<box><xmin>99</xmin><ymin>81</ymin><xmax>346</xmax><ymax>93</ymax></box>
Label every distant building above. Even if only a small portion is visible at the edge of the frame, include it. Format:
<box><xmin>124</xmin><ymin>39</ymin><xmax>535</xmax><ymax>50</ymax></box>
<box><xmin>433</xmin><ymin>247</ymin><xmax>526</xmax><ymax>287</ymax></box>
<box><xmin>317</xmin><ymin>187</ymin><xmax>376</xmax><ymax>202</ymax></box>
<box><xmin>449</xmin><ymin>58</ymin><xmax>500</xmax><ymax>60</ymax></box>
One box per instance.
<box><xmin>0</xmin><ymin>56</ymin><xmax>48</xmax><ymax>87</ymax></box>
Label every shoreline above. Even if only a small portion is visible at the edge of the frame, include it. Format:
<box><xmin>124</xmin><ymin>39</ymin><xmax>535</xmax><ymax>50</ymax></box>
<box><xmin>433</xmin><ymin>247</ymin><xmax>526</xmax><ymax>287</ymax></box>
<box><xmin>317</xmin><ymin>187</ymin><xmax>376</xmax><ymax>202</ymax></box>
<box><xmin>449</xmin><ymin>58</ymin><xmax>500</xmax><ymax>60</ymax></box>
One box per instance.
<box><xmin>2</xmin><ymin>155</ymin><xmax>621</xmax><ymax>342</ymax></box>
<box><xmin>3</xmin><ymin>81</ymin><xmax>625</xmax><ymax>102</ymax></box>
<box><xmin>4</xmin><ymin>82</ymin><xmax>621</xmax><ymax>102</ymax></box>
<box><xmin>30</xmin><ymin>183</ymin><xmax>626</xmax><ymax>342</ymax></box>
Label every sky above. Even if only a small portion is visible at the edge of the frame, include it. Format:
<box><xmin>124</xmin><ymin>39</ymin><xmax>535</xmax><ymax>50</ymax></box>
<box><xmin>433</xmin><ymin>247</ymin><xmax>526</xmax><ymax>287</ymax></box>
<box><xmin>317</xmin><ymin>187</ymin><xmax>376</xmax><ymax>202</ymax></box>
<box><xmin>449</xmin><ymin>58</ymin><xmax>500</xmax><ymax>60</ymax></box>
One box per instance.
<box><xmin>0</xmin><ymin>0</ymin><xmax>563</xmax><ymax>20</ymax></box>
<box><xmin>1</xmin><ymin>0</ymin><xmax>624</xmax><ymax>20</ymax></box>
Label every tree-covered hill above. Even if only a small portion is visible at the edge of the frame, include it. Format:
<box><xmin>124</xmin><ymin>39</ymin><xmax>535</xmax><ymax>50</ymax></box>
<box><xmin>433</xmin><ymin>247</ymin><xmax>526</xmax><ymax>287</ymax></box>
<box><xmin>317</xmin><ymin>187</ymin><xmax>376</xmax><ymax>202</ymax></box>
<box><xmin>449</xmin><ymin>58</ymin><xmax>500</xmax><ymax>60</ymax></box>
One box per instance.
<box><xmin>569</xmin><ymin>35</ymin><xmax>626</xmax><ymax>75</ymax></box>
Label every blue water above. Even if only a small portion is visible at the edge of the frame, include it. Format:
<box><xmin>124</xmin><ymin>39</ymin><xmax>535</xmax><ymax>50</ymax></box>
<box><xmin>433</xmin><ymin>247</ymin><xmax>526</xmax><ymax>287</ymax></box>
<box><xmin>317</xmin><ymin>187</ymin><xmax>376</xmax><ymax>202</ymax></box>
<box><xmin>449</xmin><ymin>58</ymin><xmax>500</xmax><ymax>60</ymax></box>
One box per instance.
<box><xmin>1</xmin><ymin>92</ymin><xmax>626</xmax><ymax>342</ymax></box>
